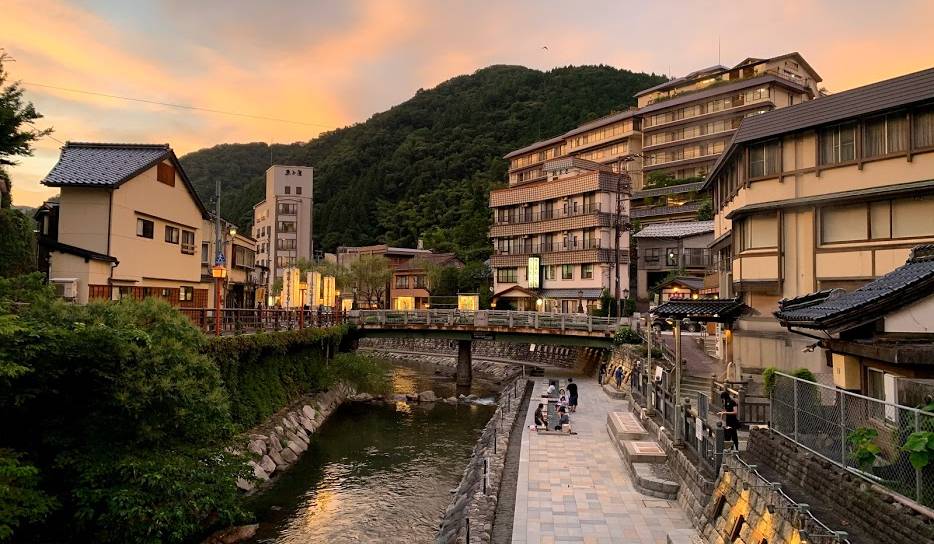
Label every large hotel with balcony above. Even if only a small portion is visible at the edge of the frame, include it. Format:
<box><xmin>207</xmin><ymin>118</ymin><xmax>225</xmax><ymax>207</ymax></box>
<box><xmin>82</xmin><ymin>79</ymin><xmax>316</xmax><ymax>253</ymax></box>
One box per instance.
<box><xmin>489</xmin><ymin>112</ymin><xmax>636</xmax><ymax>313</ymax></box>
<box><xmin>703</xmin><ymin>67</ymin><xmax>934</xmax><ymax>377</ymax></box>
<box><xmin>631</xmin><ymin>53</ymin><xmax>822</xmax><ymax>228</ymax></box>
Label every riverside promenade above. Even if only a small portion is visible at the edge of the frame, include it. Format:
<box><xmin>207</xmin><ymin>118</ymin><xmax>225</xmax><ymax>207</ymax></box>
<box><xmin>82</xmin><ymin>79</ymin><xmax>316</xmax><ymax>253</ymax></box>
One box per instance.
<box><xmin>510</xmin><ymin>376</ymin><xmax>692</xmax><ymax>543</ymax></box>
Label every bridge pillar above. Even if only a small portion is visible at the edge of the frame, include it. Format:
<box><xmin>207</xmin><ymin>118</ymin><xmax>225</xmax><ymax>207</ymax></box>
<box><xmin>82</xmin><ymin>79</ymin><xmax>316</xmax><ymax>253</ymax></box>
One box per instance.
<box><xmin>456</xmin><ymin>339</ymin><xmax>472</xmax><ymax>386</ymax></box>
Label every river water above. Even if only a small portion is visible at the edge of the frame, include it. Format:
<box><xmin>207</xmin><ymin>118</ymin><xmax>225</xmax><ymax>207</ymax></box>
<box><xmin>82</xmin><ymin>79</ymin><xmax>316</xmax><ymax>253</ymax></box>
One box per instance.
<box><xmin>247</xmin><ymin>361</ymin><xmax>498</xmax><ymax>543</ymax></box>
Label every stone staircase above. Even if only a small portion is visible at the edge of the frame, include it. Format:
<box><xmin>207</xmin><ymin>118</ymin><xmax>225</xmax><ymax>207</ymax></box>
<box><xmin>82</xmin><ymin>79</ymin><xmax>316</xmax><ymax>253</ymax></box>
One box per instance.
<box><xmin>680</xmin><ymin>374</ymin><xmax>712</xmax><ymax>403</ymax></box>
<box><xmin>606</xmin><ymin>409</ymin><xmax>680</xmax><ymax>500</ymax></box>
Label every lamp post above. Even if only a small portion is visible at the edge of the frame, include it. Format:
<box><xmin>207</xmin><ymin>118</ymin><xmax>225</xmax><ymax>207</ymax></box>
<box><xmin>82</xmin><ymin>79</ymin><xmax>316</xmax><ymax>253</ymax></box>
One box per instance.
<box><xmin>211</xmin><ymin>264</ymin><xmax>227</xmax><ymax>335</ymax></box>
<box><xmin>623</xmin><ymin>288</ymin><xmax>630</xmax><ymax>318</ymax></box>
<box><xmin>577</xmin><ymin>289</ymin><xmax>584</xmax><ymax>314</ymax></box>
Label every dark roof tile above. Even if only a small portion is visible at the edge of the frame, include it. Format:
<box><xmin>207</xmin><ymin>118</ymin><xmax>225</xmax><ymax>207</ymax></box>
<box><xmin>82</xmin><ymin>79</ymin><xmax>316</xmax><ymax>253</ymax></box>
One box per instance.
<box><xmin>42</xmin><ymin>142</ymin><xmax>170</xmax><ymax>187</ymax></box>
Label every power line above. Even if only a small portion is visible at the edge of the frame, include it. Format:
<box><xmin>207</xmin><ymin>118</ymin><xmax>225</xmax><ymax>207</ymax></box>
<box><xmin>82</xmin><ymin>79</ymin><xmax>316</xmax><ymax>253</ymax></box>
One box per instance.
<box><xmin>22</xmin><ymin>81</ymin><xmax>336</xmax><ymax>129</ymax></box>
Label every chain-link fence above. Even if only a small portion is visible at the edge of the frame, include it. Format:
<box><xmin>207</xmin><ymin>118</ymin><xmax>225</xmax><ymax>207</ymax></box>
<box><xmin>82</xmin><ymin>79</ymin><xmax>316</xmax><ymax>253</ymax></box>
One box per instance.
<box><xmin>771</xmin><ymin>372</ymin><xmax>934</xmax><ymax>507</ymax></box>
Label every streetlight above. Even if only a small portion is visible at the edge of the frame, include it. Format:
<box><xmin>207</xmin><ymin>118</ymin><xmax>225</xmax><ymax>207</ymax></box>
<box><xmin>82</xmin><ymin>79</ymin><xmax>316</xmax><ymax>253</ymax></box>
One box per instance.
<box><xmin>577</xmin><ymin>289</ymin><xmax>584</xmax><ymax>314</ymax></box>
<box><xmin>211</xmin><ymin>264</ymin><xmax>227</xmax><ymax>336</ymax></box>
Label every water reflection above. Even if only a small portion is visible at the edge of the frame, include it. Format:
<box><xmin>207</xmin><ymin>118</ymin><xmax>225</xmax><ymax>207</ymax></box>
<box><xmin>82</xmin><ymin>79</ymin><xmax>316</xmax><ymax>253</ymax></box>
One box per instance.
<box><xmin>247</xmin><ymin>362</ymin><xmax>497</xmax><ymax>544</ymax></box>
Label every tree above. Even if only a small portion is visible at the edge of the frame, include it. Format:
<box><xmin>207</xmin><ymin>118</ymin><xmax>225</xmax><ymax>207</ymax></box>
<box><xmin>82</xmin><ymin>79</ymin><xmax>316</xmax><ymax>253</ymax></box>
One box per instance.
<box><xmin>0</xmin><ymin>52</ymin><xmax>47</xmax><ymax>276</ymax></box>
<box><xmin>0</xmin><ymin>51</ymin><xmax>51</xmax><ymax>170</ymax></box>
<box><xmin>696</xmin><ymin>199</ymin><xmax>713</xmax><ymax>221</ymax></box>
<box><xmin>349</xmin><ymin>255</ymin><xmax>392</xmax><ymax>308</ymax></box>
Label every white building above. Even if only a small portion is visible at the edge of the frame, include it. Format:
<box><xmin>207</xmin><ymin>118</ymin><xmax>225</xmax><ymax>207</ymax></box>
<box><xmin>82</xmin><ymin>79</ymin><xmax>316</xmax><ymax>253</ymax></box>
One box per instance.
<box><xmin>253</xmin><ymin>165</ymin><xmax>313</xmax><ymax>297</ymax></box>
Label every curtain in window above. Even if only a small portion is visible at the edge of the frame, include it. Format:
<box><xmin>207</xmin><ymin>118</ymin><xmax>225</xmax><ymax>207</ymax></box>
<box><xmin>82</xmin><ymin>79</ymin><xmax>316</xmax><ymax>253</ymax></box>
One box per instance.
<box><xmin>914</xmin><ymin>106</ymin><xmax>934</xmax><ymax>149</ymax></box>
<box><xmin>887</xmin><ymin>114</ymin><xmax>907</xmax><ymax>153</ymax></box>
<box><xmin>863</xmin><ymin>117</ymin><xmax>886</xmax><ymax>157</ymax></box>
<box><xmin>892</xmin><ymin>196</ymin><xmax>934</xmax><ymax>238</ymax></box>
<box><xmin>819</xmin><ymin>127</ymin><xmax>835</xmax><ymax>165</ymax></box>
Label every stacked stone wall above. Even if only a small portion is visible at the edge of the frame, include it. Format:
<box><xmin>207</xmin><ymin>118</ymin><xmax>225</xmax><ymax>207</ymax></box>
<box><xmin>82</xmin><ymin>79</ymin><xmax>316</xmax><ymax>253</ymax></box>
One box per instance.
<box><xmin>358</xmin><ymin>337</ymin><xmax>596</xmax><ymax>370</ymax></box>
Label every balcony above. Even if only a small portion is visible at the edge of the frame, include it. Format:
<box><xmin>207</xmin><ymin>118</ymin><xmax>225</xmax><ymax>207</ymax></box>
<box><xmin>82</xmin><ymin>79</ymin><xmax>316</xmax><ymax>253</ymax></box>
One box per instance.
<box><xmin>631</xmin><ymin>202</ymin><xmax>703</xmax><ymax>219</ymax></box>
<box><xmin>493</xmin><ymin>203</ymin><xmax>603</xmax><ymax>225</ymax></box>
<box><xmin>493</xmin><ymin>238</ymin><xmax>604</xmax><ymax>256</ymax></box>
<box><xmin>637</xmin><ymin>249</ymin><xmax>710</xmax><ymax>271</ymax></box>
<box><xmin>490</xmin><ymin>170</ymin><xmax>630</xmax><ymax>207</ymax></box>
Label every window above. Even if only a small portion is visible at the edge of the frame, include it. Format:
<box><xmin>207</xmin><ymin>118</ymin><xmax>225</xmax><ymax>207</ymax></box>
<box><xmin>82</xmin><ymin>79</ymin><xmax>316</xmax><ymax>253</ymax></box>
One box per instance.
<box><xmin>278</xmin><ymin>221</ymin><xmax>296</xmax><ymax>233</ymax></box>
<box><xmin>748</xmin><ymin>141</ymin><xmax>780</xmax><ymax>178</ymax></box>
<box><xmin>497</xmin><ymin>268</ymin><xmax>517</xmax><ymax>283</ymax></box>
<box><xmin>561</xmin><ymin>264</ymin><xmax>573</xmax><ymax>280</ymax></box>
<box><xmin>819</xmin><ymin>123</ymin><xmax>856</xmax><ymax>165</ymax></box>
<box><xmin>666</xmin><ymin>248</ymin><xmax>678</xmax><ymax>267</ymax></box>
<box><xmin>232</xmin><ymin>245</ymin><xmax>254</xmax><ymax>269</ymax></box>
<box><xmin>913</xmin><ymin>105</ymin><xmax>934</xmax><ymax>149</ymax></box>
<box><xmin>863</xmin><ymin>113</ymin><xmax>907</xmax><ymax>157</ymax></box>
<box><xmin>278</xmin><ymin>203</ymin><xmax>298</xmax><ymax>215</ymax></box>
<box><xmin>739</xmin><ymin>214</ymin><xmax>778</xmax><ymax>250</ymax></box>
<box><xmin>156</xmin><ymin>162</ymin><xmax>175</xmax><ymax>186</ymax></box>
<box><xmin>181</xmin><ymin>230</ymin><xmax>195</xmax><ymax>255</ymax></box>
<box><xmin>544</xmin><ymin>265</ymin><xmax>556</xmax><ymax>280</ymax></box>
<box><xmin>395</xmin><ymin>275</ymin><xmax>409</xmax><ymax>289</ymax></box>
<box><xmin>296</xmin><ymin>186</ymin><xmax>302</xmax><ymax>195</ymax></box>
<box><xmin>867</xmin><ymin>368</ymin><xmax>898</xmax><ymax>422</ymax></box>
<box><xmin>414</xmin><ymin>275</ymin><xmax>427</xmax><ymax>289</ymax></box>
<box><xmin>892</xmin><ymin>196</ymin><xmax>934</xmax><ymax>238</ymax></box>
<box><xmin>164</xmin><ymin>225</ymin><xmax>179</xmax><ymax>244</ymax></box>
<box><xmin>277</xmin><ymin>238</ymin><xmax>297</xmax><ymax>250</ymax></box>
<box><xmin>581</xmin><ymin>264</ymin><xmax>593</xmax><ymax>279</ymax></box>
<box><xmin>201</xmin><ymin>242</ymin><xmax>210</xmax><ymax>264</ymax></box>
<box><xmin>284</xmin><ymin>186</ymin><xmax>291</xmax><ymax>195</ymax></box>
<box><xmin>136</xmin><ymin>218</ymin><xmax>154</xmax><ymax>239</ymax></box>
<box><xmin>821</xmin><ymin>204</ymin><xmax>867</xmax><ymax>243</ymax></box>
<box><xmin>643</xmin><ymin>248</ymin><xmax>660</xmax><ymax>262</ymax></box>
<box><xmin>179</xmin><ymin>286</ymin><xmax>194</xmax><ymax>302</ymax></box>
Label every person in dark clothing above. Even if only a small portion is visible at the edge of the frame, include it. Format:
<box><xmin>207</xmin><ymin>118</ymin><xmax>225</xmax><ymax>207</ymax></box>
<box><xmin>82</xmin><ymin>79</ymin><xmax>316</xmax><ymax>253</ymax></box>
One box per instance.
<box><xmin>534</xmin><ymin>403</ymin><xmax>546</xmax><ymax>428</ymax></box>
<box><xmin>567</xmin><ymin>378</ymin><xmax>579</xmax><ymax>412</ymax></box>
<box><xmin>614</xmin><ymin>366</ymin><xmax>623</xmax><ymax>389</ymax></box>
<box><xmin>718</xmin><ymin>391</ymin><xmax>741</xmax><ymax>450</ymax></box>
<box><xmin>598</xmin><ymin>362</ymin><xmax>607</xmax><ymax>385</ymax></box>
<box><xmin>554</xmin><ymin>406</ymin><xmax>569</xmax><ymax>431</ymax></box>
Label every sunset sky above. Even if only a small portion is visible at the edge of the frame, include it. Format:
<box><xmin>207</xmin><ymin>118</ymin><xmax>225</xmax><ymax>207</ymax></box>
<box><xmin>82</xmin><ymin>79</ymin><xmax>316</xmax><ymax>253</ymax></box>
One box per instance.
<box><xmin>3</xmin><ymin>0</ymin><xmax>933</xmax><ymax>206</ymax></box>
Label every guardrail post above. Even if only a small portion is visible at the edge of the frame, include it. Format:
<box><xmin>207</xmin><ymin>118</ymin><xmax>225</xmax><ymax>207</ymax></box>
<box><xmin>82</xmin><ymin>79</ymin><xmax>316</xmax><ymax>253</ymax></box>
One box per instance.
<box><xmin>534</xmin><ymin>312</ymin><xmax>539</xmax><ymax>329</ymax></box>
<box><xmin>587</xmin><ymin>315</ymin><xmax>593</xmax><ymax>332</ymax></box>
<box><xmin>793</xmin><ymin>378</ymin><xmax>799</xmax><ymax>443</ymax></box>
<box><xmin>916</xmin><ymin>410</ymin><xmax>923</xmax><ymax>503</ymax></box>
<box><xmin>403</xmin><ymin>312</ymin><xmax>408</xmax><ymax>325</ymax></box>
<box><xmin>426</xmin><ymin>311</ymin><xmax>431</xmax><ymax>326</ymax></box>
<box><xmin>560</xmin><ymin>314</ymin><xmax>565</xmax><ymax>332</ymax></box>
<box><xmin>714</xmin><ymin>422</ymin><xmax>725</xmax><ymax>471</ymax></box>
<box><xmin>508</xmin><ymin>312</ymin><xmax>514</xmax><ymax>328</ymax></box>
<box><xmin>840</xmin><ymin>393</ymin><xmax>846</xmax><ymax>465</ymax></box>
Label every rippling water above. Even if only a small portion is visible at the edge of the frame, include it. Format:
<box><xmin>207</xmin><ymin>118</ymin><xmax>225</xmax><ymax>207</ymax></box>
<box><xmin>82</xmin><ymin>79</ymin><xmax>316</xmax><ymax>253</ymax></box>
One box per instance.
<box><xmin>247</xmin><ymin>363</ymin><xmax>497</xmax><ymax>543</ymax></box>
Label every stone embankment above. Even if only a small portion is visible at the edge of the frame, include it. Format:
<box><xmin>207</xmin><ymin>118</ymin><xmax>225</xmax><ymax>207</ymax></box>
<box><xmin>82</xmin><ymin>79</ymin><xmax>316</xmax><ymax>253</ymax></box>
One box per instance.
<box><xmin>437</xmin><ymin>379</ymin><xmax>533</xmax><ymax>544</ymax></box>
<box><xmin>235</xmin><ymin>383</ymin><xmax>357</xmax><ymax>492</ymax></box>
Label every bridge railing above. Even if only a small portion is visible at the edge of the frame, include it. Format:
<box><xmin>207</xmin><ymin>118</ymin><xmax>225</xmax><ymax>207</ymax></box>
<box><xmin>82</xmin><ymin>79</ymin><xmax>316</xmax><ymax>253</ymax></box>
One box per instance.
<box><xmin>349</xmin><ymin>309</ymin><xmax>627</xmax><ymax>334</ymax></box>
<box><xmin>179</xmin><ymin>308</ymin><xmax>345</xmax><ymax>335</ymax></box>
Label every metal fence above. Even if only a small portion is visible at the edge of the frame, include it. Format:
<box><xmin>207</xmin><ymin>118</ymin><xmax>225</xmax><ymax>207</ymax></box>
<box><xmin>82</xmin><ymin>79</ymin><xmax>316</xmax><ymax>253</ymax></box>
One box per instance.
<box><xmin>630</xmin><ymin>363</ymin><xmax>725</xmax><ymax>475</ymax></box>
<box><xmin>771</xmin><ymin>371</ymin><xmax>934</xmax><ymax>507</ymax></box>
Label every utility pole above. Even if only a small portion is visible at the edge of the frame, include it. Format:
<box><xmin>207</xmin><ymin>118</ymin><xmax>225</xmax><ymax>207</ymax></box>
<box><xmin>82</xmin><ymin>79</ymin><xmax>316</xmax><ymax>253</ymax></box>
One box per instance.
<box><xmin>212</xmin><ymin>180</ymin><xmax>227</xmax><ymax>336</ymax></box>
<box><xmin>614</xmin><ymin>158</ymin><xmax>623</xmax><ymax>319</ymax></box>
<box><xmin>673</xmin><ymin>318</ymin><xmax>683</xmax><ymax>446</ymax></box>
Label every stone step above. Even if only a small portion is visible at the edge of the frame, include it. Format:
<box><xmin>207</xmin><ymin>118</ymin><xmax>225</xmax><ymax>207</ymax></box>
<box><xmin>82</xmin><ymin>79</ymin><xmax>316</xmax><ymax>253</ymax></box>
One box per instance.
<box><xmin>631</xmin><ymin>463</ymin><xmax>679</xmax><ymax>500</ymax></box>
<box><xmin>667</xmin><ymin>528</ymin><xmax>704</xmax><ymax>544</ymax></box>
<box><xmin>622</xmin><ymin>440</ymin><xmax>667</xmax><ymax>464</ymax></box>
<box><xmin>601</xmin><ymin>384</ymin><xmax>627</xmax><ymax>399</ymax></box>
<box><xmin>606</xmin><ymin>411</ymin><xmax>647</xmax><ymax>441</ymax></box>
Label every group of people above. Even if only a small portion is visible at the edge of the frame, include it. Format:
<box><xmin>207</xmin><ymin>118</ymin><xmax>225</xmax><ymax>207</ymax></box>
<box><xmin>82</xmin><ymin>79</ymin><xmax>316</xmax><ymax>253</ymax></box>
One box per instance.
<box><xmin>597</xmin><ymin>362</ymin><xmax>625</xmax><ymax>389</ymax></box>
<box><xmin>533</xmin><ymin>378</ymin><xmax>579</xmax><ymax>432</ymax></box>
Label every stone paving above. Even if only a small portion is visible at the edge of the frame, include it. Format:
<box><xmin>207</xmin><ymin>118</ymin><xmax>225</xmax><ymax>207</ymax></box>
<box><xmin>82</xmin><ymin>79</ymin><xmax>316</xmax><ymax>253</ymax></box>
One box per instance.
<box><xmin>511</xmin><ymin>375</ymin><xmax>693</xmax><ymax>544</ymax></box>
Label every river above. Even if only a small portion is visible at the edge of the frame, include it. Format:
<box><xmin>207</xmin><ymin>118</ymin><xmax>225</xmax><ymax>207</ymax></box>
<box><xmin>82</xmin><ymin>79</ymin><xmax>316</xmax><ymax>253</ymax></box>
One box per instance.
<box><xmin>246</xmin><ymin>360</ymin><xmax>498</xmax><ymax>543</ymax></box>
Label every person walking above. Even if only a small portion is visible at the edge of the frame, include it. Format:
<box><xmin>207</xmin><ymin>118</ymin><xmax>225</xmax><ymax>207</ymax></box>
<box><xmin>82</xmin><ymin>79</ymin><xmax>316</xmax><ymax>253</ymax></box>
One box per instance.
<box><xmin>597</xmin><ymin>361</ymin><xmax>607</xmax><ymax>385</ymax></box>
<box><xmin>718</xmin><ymin>390</ymin><xmax>741</xmax><ymax>451</ymax></box>
<box><xmin>614</xmin><ymin>366</ymin><xmax>623</xmax><ymax>389</ymax></box>
<box><xmin>567</xmin><ymin>378</ymin><xmax>579</xmax><ymax>412</ymax></box>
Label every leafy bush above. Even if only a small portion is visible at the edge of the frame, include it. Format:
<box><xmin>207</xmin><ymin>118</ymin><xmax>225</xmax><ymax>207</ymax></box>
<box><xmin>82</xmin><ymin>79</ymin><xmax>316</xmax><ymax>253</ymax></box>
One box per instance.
<box><xmin>613</xmin><ymin>326</ymin><xmax>642</xmax><ymax>345</ymax></box>
<box><xmin>0</xmin><ymin>450</ymin><xmax>56</xmax><ymax>541</ymax></box>
<box><xmin>902</xmin><ymin>431</ymin><xmax>934</xmax><ymax>470</ymax></box>
<box><xmin>0</xmin><ymin>295</ymin><xmax>250</xmax><ymax>542</ymax></box>
<box><xmin>321</xmin><ymin>353</ymin><xmax>391</xmax><ymax>395</ymax></box>
<box><xmin>792</xmin><ymin>368</ymin><xmax>817</xmax><ymax>382</ymax></box>
<box><xmin>762</xmin><ymin>367</ymin><xmax>777</xmax><ymax>395</ymax></box>
<box><xmin>847</xmin><ymin>427</ymin><xmax>881</xmax><ymax>471</ymax></box>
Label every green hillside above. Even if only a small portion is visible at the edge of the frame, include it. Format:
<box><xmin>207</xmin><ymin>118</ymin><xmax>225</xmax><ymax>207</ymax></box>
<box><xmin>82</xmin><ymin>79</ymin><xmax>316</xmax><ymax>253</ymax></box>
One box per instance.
<box><xmin>180</xmin><ymin>64</ymin><xmax>666</xmax><ymax>261</ymax></box>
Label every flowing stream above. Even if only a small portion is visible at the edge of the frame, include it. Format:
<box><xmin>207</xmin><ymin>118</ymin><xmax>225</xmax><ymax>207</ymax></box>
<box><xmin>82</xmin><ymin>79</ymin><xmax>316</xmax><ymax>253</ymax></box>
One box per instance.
<box><xmin>246</xmin><ymin>360</ymin><xmax>498</xmax><ymax>543</ymax></box>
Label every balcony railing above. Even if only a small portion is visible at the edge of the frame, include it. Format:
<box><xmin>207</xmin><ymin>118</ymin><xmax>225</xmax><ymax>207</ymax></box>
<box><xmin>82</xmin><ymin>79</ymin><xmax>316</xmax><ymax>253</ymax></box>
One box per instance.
<box><xmin>493</xmin><ymin>238</ymin><xmax>604</xmax><ymax>256</ymax></box>
<box><xmin>493</xmin><ymin>203</ymin><xmax>602</xmax><ymax>225</ymax></box>
<box><xmin>638</xmin><ymin>249</ymin><xmax>710</xmax><ymax>269</ymax></box>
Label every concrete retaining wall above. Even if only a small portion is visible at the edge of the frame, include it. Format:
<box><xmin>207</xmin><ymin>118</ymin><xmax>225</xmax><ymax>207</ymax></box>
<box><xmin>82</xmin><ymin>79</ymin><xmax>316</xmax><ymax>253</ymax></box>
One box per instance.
<box><xmin>358</xmin><ymin>337</ymin><xmax>592</xmax><ymax>370</ymax></box>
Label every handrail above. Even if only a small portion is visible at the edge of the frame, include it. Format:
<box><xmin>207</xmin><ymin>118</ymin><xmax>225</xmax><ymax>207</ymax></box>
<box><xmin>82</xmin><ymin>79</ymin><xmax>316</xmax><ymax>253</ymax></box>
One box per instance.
<box><xmin>349</xmin><ymin>309</ymin><xmax>628</xmax><ymax>335</ymax></box>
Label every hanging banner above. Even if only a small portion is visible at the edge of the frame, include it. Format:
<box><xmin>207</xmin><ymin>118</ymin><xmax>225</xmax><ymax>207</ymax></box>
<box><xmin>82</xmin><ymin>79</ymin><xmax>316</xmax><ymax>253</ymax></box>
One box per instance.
<box><xmin>527</xmin><ymin>256</ymin><xmax>541</xmax><ymax>289</ymax></box>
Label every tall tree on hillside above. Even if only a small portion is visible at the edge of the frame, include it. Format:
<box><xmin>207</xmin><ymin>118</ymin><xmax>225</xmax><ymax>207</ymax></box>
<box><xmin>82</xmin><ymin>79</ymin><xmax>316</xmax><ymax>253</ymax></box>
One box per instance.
<box><xmin>0</xmin><ymin>51</ymin><xmax>50</xmax><ymax>277</ymax></box>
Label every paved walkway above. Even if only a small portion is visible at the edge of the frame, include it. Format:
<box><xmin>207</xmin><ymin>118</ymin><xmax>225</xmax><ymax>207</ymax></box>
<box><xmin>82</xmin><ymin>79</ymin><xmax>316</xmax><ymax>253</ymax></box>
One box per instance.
<box><xmin>511</xmin><ymin>375</ymin><xmax>692</xmax><ymax>544</ymax></box>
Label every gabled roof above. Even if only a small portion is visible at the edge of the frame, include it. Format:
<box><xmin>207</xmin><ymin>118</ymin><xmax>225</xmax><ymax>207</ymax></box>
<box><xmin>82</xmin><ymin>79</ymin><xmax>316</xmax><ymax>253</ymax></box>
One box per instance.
<box><xmin>634</xmin><ymin>65</ymin><xmax>728</xmax><ymax>97</ymax></box>
<box><xmin>634</xmin><ymin>220</ymin><xmax>714</xmax><ymax>239</ymax></box>
<box><xmin>705</xmin><ymin>67</ymin><xmax>934</xmax><ymax>187</ymax></box>
<box><xmin>395</xmin><ymin>252</ymin><xmax>463</xmax><ymax>271</ymax></box>
<box><xmin>775</xmin><ymin>245</ymin><xmax>934</xmax><ymax>332</ymax></box>
<box><xmin>651</xmin><ymin>297</ymin><xmax>748</xmax><ymax>323</ymax></box>
<box><xmin>40</xmin><ymin>239</ymin><xmax>118</xmax><ymax>264</ymax></box>
<box><xmin>492</xmin><ymin>285</ymin><xmax>539</xmax><ymax>299</ymax></box>
<box><xmin>503</xmin><ymin>135</ymin><xmax>567</xmax><ymax>160</ymax></box>
<box><xmin>41</xmin><ymin>142</ymin><xmax>209</xmax><ymax>217</ymax></box>
<box><xmin>655</xmin><ymin>276</ymin><xmax>705</xmax><ymax>292</ymax></box>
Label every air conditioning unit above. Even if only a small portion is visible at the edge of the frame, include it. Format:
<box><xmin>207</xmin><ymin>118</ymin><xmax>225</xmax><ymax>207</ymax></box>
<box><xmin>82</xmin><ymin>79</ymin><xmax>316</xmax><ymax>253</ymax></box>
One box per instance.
<box><xmin>50</xmin><ymin>278</ymin><xmax>78</xmax><ymax>301</ymax></box>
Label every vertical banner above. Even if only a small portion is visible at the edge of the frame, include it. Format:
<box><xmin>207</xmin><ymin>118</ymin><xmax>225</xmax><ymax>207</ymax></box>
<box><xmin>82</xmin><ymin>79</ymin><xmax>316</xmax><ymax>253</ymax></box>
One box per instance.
<box><xmin>307</xmin><ymin>271</ymin><xmax>322</xmax><ymax>308</ymax></box>
<box><xmin>323</xmin><ymin>276</ymin><xmax>335</xmax><ymax>308</ymax></box>
<box><xmin>527</xmin><ymin>256</ymin><xmax>541</xmax><ymax>289</ymax></box>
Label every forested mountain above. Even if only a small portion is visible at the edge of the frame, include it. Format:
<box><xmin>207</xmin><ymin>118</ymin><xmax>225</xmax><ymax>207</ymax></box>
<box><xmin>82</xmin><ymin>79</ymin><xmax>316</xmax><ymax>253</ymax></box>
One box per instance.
<box><xmin>180</xmin><ymin>65</ymin><xmax>666</xmax><ymax>261</ymax></box>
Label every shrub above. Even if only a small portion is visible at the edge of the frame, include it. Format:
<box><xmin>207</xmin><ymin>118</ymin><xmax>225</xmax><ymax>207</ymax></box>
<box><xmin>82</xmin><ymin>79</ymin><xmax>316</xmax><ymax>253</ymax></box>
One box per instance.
<box><xmin>613</xmin><ymin>326</ymin><xmax>642</xmax><ymax>345</ymax></box>
<box><xmin>792</xmin><ymin>368</ymin><xmax>817</xmax><ymax>382</ymax></box>
<box><xmin>762</xmin><ymin>367</ymin><xmax>777</xmax><ymax>395</ymax></box>
<box><xmin>848</xmin><ymin>427</ymin><xmax>881</xmax><ymax>471</ymax></box>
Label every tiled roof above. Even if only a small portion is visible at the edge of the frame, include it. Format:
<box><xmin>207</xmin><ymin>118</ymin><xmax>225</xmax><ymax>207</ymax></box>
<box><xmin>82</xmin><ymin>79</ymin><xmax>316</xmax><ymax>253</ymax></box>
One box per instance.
<box><xmin>633</xmin><ymin>181</ymin><xmax>705</xmax><ymax>199</ymax></box>
<box><xmin>637</xmin><ymin>74</ymin><xmax>806</xmax><ymax>116</ymax></box>
<box><xmin>395</xmin><ymin>252</ymin><xmax>463</xmax><ymax>271</ymax></box>
<box><xmin>775</xmin><ymin>245</ymin><xmax>934</xmax><ymax>331</ymax></box>
<box><xmin>503</xmin><ymin>135</ymin><xmax>567</xmax><ymax>160</ymax></box>
<box><xmin>706</xmin><ymin>67</ymin><xmax>934</xmax><ymax>186</ymax></box>
<box><xmin>656</xmin><ymin>276</ymin><xmax>705</xmax><ymax>291</ymax></box>
<box><xmin>540</xmin><ymin>288</ymin><xmax>603</xmax><ymax>299</ymax></box>
<box><xmin>42</xmin><ymin>142</ymin><xmax>171</xmax><ymax>187</ymax></box>
<box><xmin>651</xmin><ymin>297</ymin><xmax>748</xmax><ymax>322</ymax></box>
<box><xmin>634</xmin><ymin>221</ymin><xmax>714</xmax><ymax>239</ymax></box>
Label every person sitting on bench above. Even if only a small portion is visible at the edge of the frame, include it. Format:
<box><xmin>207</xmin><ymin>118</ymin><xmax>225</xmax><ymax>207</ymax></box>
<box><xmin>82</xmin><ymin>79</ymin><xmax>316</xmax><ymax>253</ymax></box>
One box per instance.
<box><xmin>534</xmin><ymin>403</ymin><xmax>546</xmax><ymax>428</ymax></box>
<box><xmin>554</xmin><ymin>406</ymin><xmax>569</xmax><ymax>431</ymax></box>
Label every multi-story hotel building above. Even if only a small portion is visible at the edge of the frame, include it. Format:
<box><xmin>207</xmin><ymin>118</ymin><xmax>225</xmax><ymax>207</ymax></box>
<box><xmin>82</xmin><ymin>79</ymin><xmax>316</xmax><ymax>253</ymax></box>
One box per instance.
<box><xmin>704</xmin><ymin>67</ymin><xmax>934</xmax><ymax>376</ymax></box>
<box><xmin>490</xmin><ymin>112</ymin><xmax>635</xmax><ymax>313</ymax></box>
<box><xmin>631</xmin><ymin>53</ymin><xmax>822</xmax><ymax>226</ymax></box>
<box><xmin>252</xmin><ymin>165</ymin><xmax>313</xmax><ymax>297</ymax></box>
